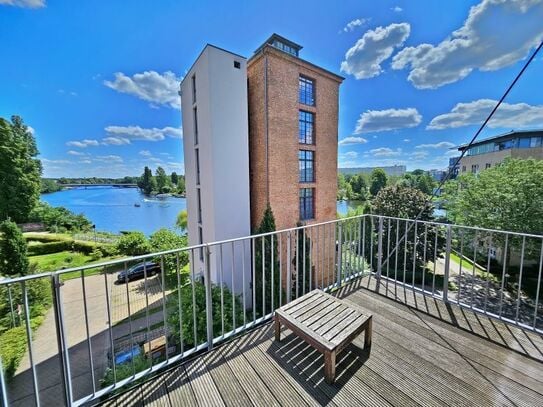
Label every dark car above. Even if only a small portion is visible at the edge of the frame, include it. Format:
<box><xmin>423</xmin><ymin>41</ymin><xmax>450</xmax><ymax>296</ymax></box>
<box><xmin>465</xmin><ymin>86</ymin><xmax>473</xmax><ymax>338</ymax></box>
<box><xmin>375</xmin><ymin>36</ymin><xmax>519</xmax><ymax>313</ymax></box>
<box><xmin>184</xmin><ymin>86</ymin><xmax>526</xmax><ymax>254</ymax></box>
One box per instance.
<box><xmin>117</xmin><ymin>261</ymin><xmax>161</xmax><ymax>283</ymax></box>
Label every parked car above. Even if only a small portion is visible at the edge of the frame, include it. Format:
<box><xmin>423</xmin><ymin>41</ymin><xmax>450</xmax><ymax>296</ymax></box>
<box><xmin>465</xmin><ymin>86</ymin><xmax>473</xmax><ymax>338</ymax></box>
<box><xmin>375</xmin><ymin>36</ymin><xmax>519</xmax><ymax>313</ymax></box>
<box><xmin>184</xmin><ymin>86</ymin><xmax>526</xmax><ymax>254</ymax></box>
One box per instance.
<box><xmin>117</xmin><ymin>261</ymin><xmax>160</xmax><ymax>283</ymax></box>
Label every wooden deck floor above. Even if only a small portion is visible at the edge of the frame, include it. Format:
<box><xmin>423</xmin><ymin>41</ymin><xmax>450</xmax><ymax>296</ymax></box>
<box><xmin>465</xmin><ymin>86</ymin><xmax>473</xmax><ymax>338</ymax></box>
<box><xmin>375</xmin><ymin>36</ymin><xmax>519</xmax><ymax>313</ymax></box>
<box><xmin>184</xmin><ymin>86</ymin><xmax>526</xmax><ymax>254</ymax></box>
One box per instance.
<box><xmin>100</xmin><ymin>281</ymin><xmax>543</xmax><ymax>407</ymax></box>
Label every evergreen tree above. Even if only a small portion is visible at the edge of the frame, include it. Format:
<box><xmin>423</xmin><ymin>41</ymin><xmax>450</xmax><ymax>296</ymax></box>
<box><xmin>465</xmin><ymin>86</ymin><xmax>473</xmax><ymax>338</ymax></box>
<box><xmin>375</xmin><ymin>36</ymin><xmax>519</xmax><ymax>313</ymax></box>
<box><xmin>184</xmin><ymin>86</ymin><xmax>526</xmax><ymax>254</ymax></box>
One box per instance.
<box><xmin>0</xmin><ymin>116</ymin><xmax>41</xmax><ymax>223</ymax></box>
<box><xmin>0</xmin><ymin>220</ymin><xmax>29</xmax><ymax>277</ymax></box>
<box><xmin>156</xmin><ymin>166</ymin><xmax>168</xmax><ymax>193</ymax></box>
<box><xmin>138</xmin><ymin>166</ymin><xmax>155</xmax><ymax>195</ymax></box>
<box><xmin>171</xmin><ymin>172</ymin><xmax>179</xmax><ymax>185</ymax></box>
<box><xmin>254</xmin><ymin>205</ymin><xmax>280</xmax><ymax>316</ymax></box>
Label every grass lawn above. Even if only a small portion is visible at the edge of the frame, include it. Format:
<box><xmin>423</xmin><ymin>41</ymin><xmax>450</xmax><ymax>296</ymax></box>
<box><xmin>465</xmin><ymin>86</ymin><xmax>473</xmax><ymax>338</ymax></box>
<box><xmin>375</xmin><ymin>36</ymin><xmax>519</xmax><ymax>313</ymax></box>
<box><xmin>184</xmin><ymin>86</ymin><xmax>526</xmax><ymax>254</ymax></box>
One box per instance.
<box><xmin>450</xmin><ymin>252</ymin><xmax>500</xmax><ymax>283</ymax></box>
<box><xmin>29</xmin><ymin>251</ymin><xmax>122</xmax><ymax>281</ymax></box>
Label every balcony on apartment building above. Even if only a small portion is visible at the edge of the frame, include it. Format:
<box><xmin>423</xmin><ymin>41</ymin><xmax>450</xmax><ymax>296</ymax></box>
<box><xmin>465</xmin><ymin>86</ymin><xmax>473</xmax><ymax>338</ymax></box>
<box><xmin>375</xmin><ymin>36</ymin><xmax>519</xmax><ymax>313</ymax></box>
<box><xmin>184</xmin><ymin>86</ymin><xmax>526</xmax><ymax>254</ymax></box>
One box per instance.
<box><xmin>1</xmin><ymin>215</ymin><xmax>542</xmax><ymax>406</ymax></box>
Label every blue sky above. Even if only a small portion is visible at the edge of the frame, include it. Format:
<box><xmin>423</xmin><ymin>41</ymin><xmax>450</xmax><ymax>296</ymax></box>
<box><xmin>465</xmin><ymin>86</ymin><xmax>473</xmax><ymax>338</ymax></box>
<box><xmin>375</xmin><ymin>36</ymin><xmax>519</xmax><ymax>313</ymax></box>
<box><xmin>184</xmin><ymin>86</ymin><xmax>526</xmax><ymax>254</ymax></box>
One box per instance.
<box><xmin>1</xmin><ymin>0</ymin><xmax>542</xmax><ymax>177</ymax></box>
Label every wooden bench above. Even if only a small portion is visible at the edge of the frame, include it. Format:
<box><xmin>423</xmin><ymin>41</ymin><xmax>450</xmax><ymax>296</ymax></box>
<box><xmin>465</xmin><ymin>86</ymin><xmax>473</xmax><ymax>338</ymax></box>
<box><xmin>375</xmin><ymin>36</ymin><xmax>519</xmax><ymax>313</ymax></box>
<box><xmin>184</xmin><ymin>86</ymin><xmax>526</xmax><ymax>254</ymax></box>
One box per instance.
<box><xmin>274</xmin><ymin>289</ymin><xmax>372</xmax><ymax>384</ymax></box>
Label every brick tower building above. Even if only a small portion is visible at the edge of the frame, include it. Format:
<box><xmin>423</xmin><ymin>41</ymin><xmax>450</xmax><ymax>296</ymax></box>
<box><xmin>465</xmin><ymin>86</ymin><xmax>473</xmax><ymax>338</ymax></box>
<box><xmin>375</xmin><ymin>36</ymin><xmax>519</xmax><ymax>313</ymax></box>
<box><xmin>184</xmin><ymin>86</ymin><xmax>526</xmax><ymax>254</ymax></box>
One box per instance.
<box><xmin>247</xmin><ymin>34</ymin><xmax>344</xmax><ymax>231</ymax></box>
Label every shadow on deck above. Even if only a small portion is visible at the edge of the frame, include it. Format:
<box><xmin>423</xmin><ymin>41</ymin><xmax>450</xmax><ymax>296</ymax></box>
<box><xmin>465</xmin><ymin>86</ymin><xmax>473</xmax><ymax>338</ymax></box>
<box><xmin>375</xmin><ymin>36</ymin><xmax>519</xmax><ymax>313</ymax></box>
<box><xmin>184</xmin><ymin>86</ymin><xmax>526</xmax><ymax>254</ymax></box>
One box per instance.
<box><xmin>100</xmin><ymin>279</ymin><xmax>543</xmax><ymax>407</ymax></box>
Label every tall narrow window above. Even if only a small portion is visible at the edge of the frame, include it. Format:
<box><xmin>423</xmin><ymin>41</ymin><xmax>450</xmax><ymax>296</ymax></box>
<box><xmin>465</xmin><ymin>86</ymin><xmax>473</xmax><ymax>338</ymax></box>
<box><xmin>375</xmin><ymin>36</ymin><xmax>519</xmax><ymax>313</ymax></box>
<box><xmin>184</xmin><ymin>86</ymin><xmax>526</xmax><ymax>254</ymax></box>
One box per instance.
<box><xmin>198</xmin><ymin>226</ymin><xmax>203</xmax><ymax>261</ymax></box>
<box><xmin>299</xmin><ymin>188</ymin><xmax>314</xmax><ymax>220</ymax></box>
<box><xmin>195</xmin><ymin>148</ymin><xmax>201</xmax><ymax>185</ymax></box>
<box><xmin>191</xmin><ymin>75</ymin><xmax>196</xmax><ymax>103</ymax></box>
<box><xmin>299</xmin><ymin>111</ymin><xmax>314</xmax><ymax>144</ymax></box>
<box><xmin>193</xmin><ymin>107</ymin><xmax>198</xmax><ymax>145</ymax></box>
<box><xmin>299</xmin><ymin>76</ymin><xmax>315</xmax><ymax>106</ymax></box>
<box><xmin>197</xmin><ymin>188</ymin><xmax>202</xmax><ymax>223</ymax></box>
<box><xmin>299</xmin><ymin>150</ymin><xmax>314</xmax><ymax>182</ymax></box>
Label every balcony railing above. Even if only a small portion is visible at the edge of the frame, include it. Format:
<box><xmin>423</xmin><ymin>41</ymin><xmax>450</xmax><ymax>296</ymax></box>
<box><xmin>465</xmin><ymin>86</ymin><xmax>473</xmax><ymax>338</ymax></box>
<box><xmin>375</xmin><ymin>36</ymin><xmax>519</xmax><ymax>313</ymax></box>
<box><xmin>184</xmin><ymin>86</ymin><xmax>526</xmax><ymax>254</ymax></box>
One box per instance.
<box><xmin>0</xmin><ymin>214</ymin><xmax>542</xmax><ymax>406</ymax></box>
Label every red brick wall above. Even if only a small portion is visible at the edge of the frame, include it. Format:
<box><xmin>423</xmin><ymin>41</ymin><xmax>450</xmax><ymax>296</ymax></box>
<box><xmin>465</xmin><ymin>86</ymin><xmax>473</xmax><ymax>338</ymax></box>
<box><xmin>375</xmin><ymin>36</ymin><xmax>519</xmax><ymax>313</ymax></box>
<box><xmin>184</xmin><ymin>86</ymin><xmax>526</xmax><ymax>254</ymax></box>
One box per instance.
<box><xmin>248</xmin><ymin>46</ymin><xmax>341</xmax><ymax>232</ymax></box>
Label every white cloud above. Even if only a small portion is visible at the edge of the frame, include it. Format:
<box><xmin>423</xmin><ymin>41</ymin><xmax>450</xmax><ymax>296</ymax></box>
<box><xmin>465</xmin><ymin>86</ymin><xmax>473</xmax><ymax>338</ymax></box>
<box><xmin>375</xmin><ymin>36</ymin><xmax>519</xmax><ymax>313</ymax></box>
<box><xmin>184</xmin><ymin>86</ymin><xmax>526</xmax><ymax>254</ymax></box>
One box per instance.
<box><xmin>67</xmin><ymin>150</ymin><xmax>86</xmax><ymax>156</ymax></box>
<box><xmin>41</xmin><ymin>158</ymin><xmax>71</xmax><ymax>164</ymax></box>
<box><xmin>415</xmin><ymin>141</ymin><xmax>455</xmax><ymax>149</ymax></box>
<box><xmin>341</xmin><ymin>23</ymin><xmax>411</xmax><ymax>79</ymax></box>
<box><xmin>66</xmin><ymin>139</ymin><xmax>99</xmax><ymax>148</ymax></box>
<box><xmin>339</xmin><ymin>136</ymin><xmax>368</xmax><ymax>145</ymax></box>
<box><xmin>342</xmin><ymin>18</ymin><xmax>368</xmax><ymax>32</ymax></box>
<box><xmin>391</xmin><ymin>0</ymin><xmax>543</xmax><ymax>89</ymax></box>
<box><xmin>342</xmin><ymin>151</ymin><xmax>359</xmax><ymax>159</ymax></box>
<box><xmin>427</xmin><ymin>99</ymin><xmax>543</xmax><ymax>129</ymax></box>
<box><xmin>139</xmin><ymin>150</ymin><xmax>152</xmax><ymax>157</ymax></box>
<box><xmin>104</xmin><ymin>71</ymin><xmax>182</xmax><ymax>108</ymax></box>
<box><xmin>102</xmin><ymin>136</ymin><xmax>131</xmax><ymax>145</ymax></box>
<box><xmin>95</xmin><ymin>155</ymin><xmax>123</xmax><ymax>163</ymax></box>
<box><xmin>410</xmin><ymin>150</ymin><xmax>429</xmax><ymax>160</ymax></box>
<box><xmin>0</xmin><ymin>0</ymin><xmax>45</xmax><ymax>8</ymax></box>
<box><xmin>354</xmin><ymin>107</ymin><xmax>422</xmax><ymax>133</ymax></box>
<box><xmin>391</xmin><ymin>6</ymin><xmax>403</xmax><ymax>12</ymax></box>
<box><xmin>403</xmin><ymin>138</ymin><xmax>411</xmax><ymax>142</ymax></box>
<box><xmin>104</xmin><ymin>125</ymin><xmax>182</xmax><ymax>141</ymax></box>
<box><xmin>370</xmin><ymin>147</ymin><xmax>402</xmax><ymax>157</ymax></box>
<box><xmin>80</xmin><ymin>159</ymin><xmax>92</xmax><ymax>164</ymax></box>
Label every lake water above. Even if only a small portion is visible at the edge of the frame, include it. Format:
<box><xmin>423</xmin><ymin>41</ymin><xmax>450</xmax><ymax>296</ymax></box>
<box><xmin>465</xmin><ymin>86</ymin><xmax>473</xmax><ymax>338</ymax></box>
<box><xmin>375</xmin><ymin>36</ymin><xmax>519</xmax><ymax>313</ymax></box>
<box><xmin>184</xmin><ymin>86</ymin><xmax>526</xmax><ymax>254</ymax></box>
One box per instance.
<box><xmin>41</xmin><ymin>187</ymin><xmax>186</xmax><ymax>235</ymax></box>
<box><xmin>43</xmin><ymin>188</ymin><xmax>435</xmax><ymax>235</ymax></box>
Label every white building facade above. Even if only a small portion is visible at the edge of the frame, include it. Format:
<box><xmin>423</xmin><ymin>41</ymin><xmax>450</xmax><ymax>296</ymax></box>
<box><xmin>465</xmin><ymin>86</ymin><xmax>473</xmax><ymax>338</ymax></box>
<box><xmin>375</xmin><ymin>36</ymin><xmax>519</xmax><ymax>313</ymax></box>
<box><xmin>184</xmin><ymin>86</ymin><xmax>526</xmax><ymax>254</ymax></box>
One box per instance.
<box><xmin>180</xmin><ymin>45</ymin><xmax>251</xmax><ymax>298</ymax></box>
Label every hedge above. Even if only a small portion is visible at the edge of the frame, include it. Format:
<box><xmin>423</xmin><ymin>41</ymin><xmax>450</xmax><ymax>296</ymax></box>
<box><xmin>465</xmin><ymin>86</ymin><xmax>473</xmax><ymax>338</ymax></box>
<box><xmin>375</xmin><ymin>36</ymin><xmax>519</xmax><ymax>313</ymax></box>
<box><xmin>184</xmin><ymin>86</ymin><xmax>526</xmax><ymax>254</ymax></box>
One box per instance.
<box><xmin>27</xmin><ymin>239</ymin><xmax>116</xmax><ymax>256</ymax></box>
<box><xmin>24</xmin><ymin>233</ymin><xmax>72</xmax><ymax>243</ymax></box>
<box><xmin>0</xmin><ymin>326</ymin><xmax>27</xmax><ymax>380</ymax></box>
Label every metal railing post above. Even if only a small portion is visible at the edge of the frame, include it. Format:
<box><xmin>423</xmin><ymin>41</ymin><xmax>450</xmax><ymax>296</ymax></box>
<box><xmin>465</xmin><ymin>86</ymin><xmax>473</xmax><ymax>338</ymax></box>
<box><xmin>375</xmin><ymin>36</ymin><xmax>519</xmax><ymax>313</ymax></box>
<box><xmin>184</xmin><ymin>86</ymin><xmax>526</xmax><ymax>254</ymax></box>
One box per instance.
<box><xmin>0</xmin><ymin>356</ymin><xmax>8</xmax><ymax>407</ymax></box>
<box><xmin>443</xmin><ymin>225</ymin><xmax>452</xmax><ymax>302</ymax></box>
<box><xmin>52</xmin><ymin>274</ymin><xmax>73</xmax><ymax>406</ymax></box>
<box><xmin>204</xmin><ymin>245</ymin><xmax>214</xmax><ymax>350</ymax></box>
<box><xmin>337</xmin><ymin>223</ymin><xmax>343</xmax><ymax>287</ymax></box>
<box><xmin>286</xmin><ymin>231</ymin><xmax>292</xmax><ymax>303</ymax></box>
<box><xmin>376</xmin><ymin>216</ymin><xmax>383</xmax><ymax>293</ymax></box>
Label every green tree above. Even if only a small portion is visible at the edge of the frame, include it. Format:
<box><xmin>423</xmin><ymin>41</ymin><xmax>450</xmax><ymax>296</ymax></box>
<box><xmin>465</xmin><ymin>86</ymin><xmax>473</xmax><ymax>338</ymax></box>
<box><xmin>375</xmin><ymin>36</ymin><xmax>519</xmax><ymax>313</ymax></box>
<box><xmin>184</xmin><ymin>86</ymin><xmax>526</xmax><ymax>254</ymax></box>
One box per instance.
<box><xmin>149</xmin><ymin>228</ymin><xmax>189</xmax><ymax>288</ymax></box>
<box><xmin>28</xmin><ymin>202</ymin><xmax>91</xmax><ymax>232</ymax></box>
<box><xmin>0</xmin><ymin>116</ymin><xmax>41</xmax><ymax>223</ymax></box>
<box><xmin>177</xmin><ymin>176</ymin><xmax>186</xmax><ymax>194</ymax></box>
<box><xmin>349</xmin><ymin>174</ymin><xmax>368</xmax><ymax>200</ymax></box>
<box><xmin>155</xmin><ymin>166</ymin><xmax>168</xmax><ymax>193</ymax></box>
<box><xmin>116</xmin><ymin>232</ymin><xmax>151</xmax><ymax>256</ymax></box>
<box><xmin>171</xmin><ymin>172</ymin><xmax>179</xmax><ymax>185</ymax></box>
<box><xmin>369</xmin><ymin>168</ymin><xmax>388</xmax><ymax>197</ymax></box>
<box><xmin>176</xmin><ymin>210</ymin><xmax>188</xmax><ymax>230</ymax></box>
<box><xmin>0</xmin><ymin>220</ymin><xmax>29</xmax><ymax>277</ymax></box>
<box><xmin>444</xmin><ymin>159</ymin><xmax>543</xmax><ymax>234</ymax></box>
<box><xmin>40</xmin><ymin>179</ymin><xmax>62</xmax><ymax>194</ymax></box>
<box><xmin>138</xmin><ymin>166</ymin><xmax>155</xmax><ymax>195</ymax></box>
<box><xmin>254</xmin><ymin>205</ymin><xmax>280</xmax><ymax>316</ymax></box>
<box><xmin>369</xmin><ymin>186</ymin><xmax>444</xmax><ymax>277</ymax></box>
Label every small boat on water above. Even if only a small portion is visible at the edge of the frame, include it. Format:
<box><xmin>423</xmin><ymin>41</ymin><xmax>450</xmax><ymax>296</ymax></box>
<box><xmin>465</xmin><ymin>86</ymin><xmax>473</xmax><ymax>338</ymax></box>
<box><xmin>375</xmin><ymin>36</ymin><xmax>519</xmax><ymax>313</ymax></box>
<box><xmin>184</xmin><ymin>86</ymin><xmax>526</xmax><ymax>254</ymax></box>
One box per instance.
<box><xmin>134</xmin><ymin>203</ymin><xmax>141</xmax><ymax>207</ymax></box>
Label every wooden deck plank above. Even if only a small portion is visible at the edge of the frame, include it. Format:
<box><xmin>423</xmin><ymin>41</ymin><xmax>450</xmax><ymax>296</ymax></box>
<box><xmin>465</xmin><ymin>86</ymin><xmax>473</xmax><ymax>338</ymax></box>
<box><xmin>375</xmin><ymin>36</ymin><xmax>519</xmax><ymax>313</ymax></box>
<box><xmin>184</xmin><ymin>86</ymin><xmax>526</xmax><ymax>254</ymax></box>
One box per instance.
<box><xmin>162</xmin><ymin>366</ymin><xmax>197</xmax><ymax>406</ymax></box>
<box><xmin>347</xmin><ymin>289</ymin><xmax>543</xmax><ymax>381</ymax></box>
<box><xmin>183</xmin><ymin>357</ymin><xmax>225</xmax><ymax>406</ymax></box>
<box><xmin>199</xmin><ymin>342</ymin><xmax>253</xmax><ymax>407</ymax></box>
<box><xmin>270</xmin><ymin>330</ymin><xmax>392</xmax><ymax>407</ymax></box>
<box><xmin>140</xmin><ymin>378</ymin><xmax>170</xmax><ymax>407</ymax></box>
<box><xmin>237</xmin><ymin>336</ymin><xmax>316</xmax><ymax>406</ymax></box>
<box><xmin>221</xmin><ymin>332</ymin><xmax>282</xmax><ymax>406</ymax></box>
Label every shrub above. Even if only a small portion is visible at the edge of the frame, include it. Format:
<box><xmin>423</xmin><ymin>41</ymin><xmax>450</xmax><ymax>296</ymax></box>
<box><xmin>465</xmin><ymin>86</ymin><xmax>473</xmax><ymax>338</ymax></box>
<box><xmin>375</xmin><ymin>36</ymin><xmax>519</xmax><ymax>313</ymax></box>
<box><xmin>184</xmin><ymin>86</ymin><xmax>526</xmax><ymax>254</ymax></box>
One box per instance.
<box><xmin>0</xmin><ymin>326</ymin><xmax>27</xmax><ymax>379</ymax></box>
<box><xmin>27</xmin><ymin>240</ymin><xmax>73</xmax><ymax>256</ymax></box>
<box><xmin>28</xmin><ymin>202</ymin><xmax>92</xmax><ymax>232</ymax></box>
<box><xmin>168</xmin><ymin>281</ymin><xmax>245</xmax><ymax>348</ymax></box>
<box><xmin>100</xmin><ymin>354</ymin><xmax>151</xmax><ymax>388</ymax></box>
<box><xmin>0</xmin><ymin>220</ymin><xmax>29</xmax><ymax>277</ymax></box>
<box><xmin>116</xmin><ymin>232</ymin><xmax>150</xmax><ymax>256</ymax></box>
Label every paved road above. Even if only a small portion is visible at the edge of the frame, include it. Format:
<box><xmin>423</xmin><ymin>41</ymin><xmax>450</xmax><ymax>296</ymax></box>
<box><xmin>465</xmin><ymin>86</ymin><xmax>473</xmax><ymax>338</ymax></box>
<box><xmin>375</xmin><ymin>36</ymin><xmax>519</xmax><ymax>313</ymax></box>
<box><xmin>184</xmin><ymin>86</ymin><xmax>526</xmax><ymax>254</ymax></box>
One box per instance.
<box><xmin>7</xmin><ymin>273</ymin><xmax>169</xmax><ymax>407</ymax></box>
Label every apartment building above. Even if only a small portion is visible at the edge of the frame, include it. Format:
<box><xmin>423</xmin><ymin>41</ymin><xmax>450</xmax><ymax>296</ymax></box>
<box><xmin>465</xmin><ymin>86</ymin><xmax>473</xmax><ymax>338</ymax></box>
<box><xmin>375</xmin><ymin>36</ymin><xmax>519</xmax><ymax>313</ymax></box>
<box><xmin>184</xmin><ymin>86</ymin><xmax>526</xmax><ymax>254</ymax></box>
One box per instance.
<box><xmin>247</xmin><ymin>34</ymin><xmax>344</xmax><ymax>231</ymax></box>
<box><xmin>180</xmin><ymin>45</ymin><xmax>251</xmax><ymax>295</ymax></box>
<box><xmin>180</xmin><ymin>35</ymin><xmax>343</xmax><ymax>292</ymax></box>
<box><xmin>457</xmin><ymin>130</ymin><xmax>543</xmax><ymax>174</ymax></box>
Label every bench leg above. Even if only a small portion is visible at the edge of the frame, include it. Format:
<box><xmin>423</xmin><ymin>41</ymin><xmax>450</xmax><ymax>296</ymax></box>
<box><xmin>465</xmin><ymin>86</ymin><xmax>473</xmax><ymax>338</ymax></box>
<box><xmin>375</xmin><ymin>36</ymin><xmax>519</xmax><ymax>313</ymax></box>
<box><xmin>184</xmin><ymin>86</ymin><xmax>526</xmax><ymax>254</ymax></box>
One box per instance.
<box><xmin>274</xmin><ymin>317</ymin><xmax>281</xmax><ymax>342</ymax></box>
<box><xmin>364</xmin><ymin>317</ymin><xmax>372</xmax><ymax>348</ymax></box>
<box><xmin>324</xmin><ymin>350</ymin><xmax>336</xmax><ymax>384</ymax></box>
